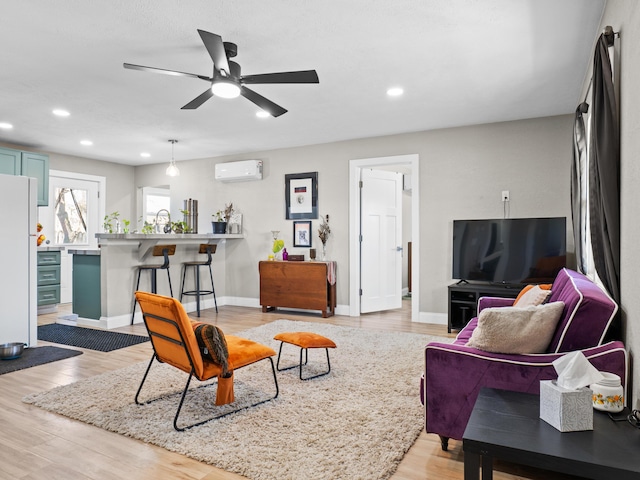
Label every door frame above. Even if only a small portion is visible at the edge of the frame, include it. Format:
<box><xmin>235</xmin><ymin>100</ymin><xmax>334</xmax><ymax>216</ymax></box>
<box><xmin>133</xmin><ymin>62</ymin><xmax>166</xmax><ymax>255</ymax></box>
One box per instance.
<box><xmin>48</xmin><ymin>170</ymin><xmax>106</xmax><ymax>304</ymax></box>
<box><xmin>349</xmin><ymin>154</ymin><xmax>419</xmax><ymax>321</ymax></box>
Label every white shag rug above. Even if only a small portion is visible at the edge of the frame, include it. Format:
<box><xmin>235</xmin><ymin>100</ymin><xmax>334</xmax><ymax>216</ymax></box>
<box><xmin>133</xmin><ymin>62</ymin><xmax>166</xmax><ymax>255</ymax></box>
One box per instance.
<box><xmin>23</xmin><ymin>319</ymin><xmax>448</xmax><ymax>480</ymax></box>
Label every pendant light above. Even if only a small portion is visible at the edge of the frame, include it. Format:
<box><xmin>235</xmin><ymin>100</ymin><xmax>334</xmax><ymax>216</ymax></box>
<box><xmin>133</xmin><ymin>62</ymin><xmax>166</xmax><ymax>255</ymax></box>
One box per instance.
<box><xmin>166</xmin><ymin>139</ymin><xmax>180</xmax><ymax>177</ymax></box>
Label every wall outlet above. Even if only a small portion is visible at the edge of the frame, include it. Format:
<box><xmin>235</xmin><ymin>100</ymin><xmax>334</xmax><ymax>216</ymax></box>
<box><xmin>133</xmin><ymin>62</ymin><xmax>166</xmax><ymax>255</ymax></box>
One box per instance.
<box><xmin>501</xmin><ymin>190</ymin><xmax>510</xmax><ymax>202</ymax></box>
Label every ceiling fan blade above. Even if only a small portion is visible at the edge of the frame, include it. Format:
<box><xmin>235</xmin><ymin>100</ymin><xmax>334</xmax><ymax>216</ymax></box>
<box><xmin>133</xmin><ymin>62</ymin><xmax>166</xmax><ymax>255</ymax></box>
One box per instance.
<box><xmin>197</xmin><ymin>30</ymin><xmax>230</xmax><ymax>76</ymax></box>
<box><xmin>123</xmin><ymin>63</ymin><xmax>211</xmax><ymax>82</ymax></box>
<box><xmin>181</xmin><ymin>88</ymin><xmax>214</xmax><ymax>110</ymax></box>
<box><xmin>241</xmin><ymin>70</ymin><xmax>319</xmax><ymax>84</ymax></box>
<box><xmin>241</xmin><ymin>86</ymin><xmax>287</xmax><ymax>117</ymax></box>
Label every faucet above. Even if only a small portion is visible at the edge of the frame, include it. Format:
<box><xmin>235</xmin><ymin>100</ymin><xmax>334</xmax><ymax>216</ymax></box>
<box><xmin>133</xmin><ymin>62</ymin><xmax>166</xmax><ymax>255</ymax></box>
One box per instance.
<box><xmin>155</xmin><ymin>209</ymin><xmax>171</xmax><ymax>233</ymax></box>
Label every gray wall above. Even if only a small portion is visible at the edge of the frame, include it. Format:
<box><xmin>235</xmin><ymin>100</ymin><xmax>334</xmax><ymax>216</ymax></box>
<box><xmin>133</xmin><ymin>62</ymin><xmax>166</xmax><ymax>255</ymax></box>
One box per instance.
<box><xmin>594</xmin><ymin>0</ymin><xmax>640</xmax><ymax>409</ymax></box>
<box><xmin>134</xmin><ymin>114</ymin><xmax>574</xmax><ymax>316</ymax></box>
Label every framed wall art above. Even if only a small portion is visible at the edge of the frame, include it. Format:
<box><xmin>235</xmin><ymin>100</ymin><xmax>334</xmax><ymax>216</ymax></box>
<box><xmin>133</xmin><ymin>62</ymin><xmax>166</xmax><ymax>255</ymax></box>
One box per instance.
<box><xmin>293</xmin><ymin>220</ymin><xmax>312</xmax><ymax>247</ymax></box>
<box><xmin>285</xmin><ymin>171</ymin><xmax>318</xmax><ymax>219</ymax></box>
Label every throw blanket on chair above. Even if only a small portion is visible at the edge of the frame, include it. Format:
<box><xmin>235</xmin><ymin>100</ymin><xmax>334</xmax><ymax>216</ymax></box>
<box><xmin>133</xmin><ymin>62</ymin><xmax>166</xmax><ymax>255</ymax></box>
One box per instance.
<box><xmin>192</xmin><ymin>322</ymin><xmax>235</xmax><ymax>405</ymax></box>
<box><xmin>193</xmin><ymin>323</ymin><xmax>230</xmax><ymax>376</ymax></box>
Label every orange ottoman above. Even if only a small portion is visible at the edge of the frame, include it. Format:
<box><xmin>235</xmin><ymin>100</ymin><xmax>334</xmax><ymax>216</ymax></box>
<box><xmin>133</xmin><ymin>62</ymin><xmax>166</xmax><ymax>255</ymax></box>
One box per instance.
<box><xmin>274</xmin><ymin>332</ymin><xmax>336</xmax><ymax>380</ymax></box>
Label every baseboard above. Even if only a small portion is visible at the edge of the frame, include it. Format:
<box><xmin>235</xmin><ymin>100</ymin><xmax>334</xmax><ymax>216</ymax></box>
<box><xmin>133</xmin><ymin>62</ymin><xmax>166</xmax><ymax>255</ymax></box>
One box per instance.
<box><xmin>416</xmin><ymin>311</ymin><xmax>447</xmax><ymax>325</ymax></box>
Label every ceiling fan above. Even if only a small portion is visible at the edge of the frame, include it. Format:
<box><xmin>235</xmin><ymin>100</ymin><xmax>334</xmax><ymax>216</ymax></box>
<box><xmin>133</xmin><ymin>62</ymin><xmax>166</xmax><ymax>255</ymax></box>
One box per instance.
<box><xmin>123</xmin><ymin>29</ymin><xmax>319</xmax><ymax>117</ymax></box>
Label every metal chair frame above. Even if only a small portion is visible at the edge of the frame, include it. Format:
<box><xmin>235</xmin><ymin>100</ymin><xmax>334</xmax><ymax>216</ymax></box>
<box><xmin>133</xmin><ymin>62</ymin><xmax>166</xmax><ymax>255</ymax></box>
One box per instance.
<box><xmin>135</xmin><ymin>311</ymin><xmax>279</xmax><ymax>431</ymax></box>
<box><xmin>131</xmin><ymin>245</ymin><xmax>175</xmax><ymax>324</ymax></box>
<box><xmin>276</xmin><ymin>341</ymin><xmax>332</xmax><ymax>380</ymax></box>
<box><xmin>180</xmin><ymin>244</ymin><xmax>218</xmax><ymax>317</ymax></box>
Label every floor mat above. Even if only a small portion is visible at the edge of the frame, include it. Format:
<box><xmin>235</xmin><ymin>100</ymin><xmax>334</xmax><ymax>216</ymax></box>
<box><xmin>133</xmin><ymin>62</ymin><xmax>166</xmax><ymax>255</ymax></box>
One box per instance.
<box><xmin>38</xmin><ymin>324</ymin><xmax>149</xmax><ymax>352</ymax></box>
<box><xmin>0</xmin><ymin>346</ymin><xmax>82</xmax><ymax>375</ymax></box>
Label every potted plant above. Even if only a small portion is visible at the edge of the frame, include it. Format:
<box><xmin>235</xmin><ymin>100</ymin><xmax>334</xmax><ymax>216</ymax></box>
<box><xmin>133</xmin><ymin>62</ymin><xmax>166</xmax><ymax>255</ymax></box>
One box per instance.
<box><xmin>212</xmin><ymin>202</ymin><xmax>233</xmax><ymax>234</ymax></box>
<box><xmin>212</xmin><ymin>210</ymin><xmax>227</xmax><ymax>234</ymax></box>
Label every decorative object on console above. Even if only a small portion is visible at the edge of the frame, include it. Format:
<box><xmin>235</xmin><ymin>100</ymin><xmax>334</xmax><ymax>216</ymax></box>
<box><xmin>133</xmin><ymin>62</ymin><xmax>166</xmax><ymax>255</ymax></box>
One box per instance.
<box><xmin>165</xmin><ymin>139</ymin><xmax>180</xmax><ymax>177</ymax></box>
<box><xmin>318</xmin><ymin>214</ymin><xmax>331</xmax><ymax>261</ymax></box>
<box><xmin>285</xmin><ymin>172</ymin><xmax>318</xmax><ymax>219</ymax></box>
<box><xmin>271</xmin><ymin>230</ymin><xmax>284</xmax><ymax>260</ymax></box>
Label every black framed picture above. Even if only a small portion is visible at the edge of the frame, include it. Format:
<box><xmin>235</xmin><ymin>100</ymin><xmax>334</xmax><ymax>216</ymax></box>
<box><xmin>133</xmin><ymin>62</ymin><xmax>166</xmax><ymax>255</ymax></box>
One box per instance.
<box><xmin>285</xmin><ymin>172</ymin><xmax>318</xmax><ymax>219</ymax></box>
<box><xmin>293</xmin><ymin>220</ymin><xmax>312</xmax><ymax>247</ymax></box>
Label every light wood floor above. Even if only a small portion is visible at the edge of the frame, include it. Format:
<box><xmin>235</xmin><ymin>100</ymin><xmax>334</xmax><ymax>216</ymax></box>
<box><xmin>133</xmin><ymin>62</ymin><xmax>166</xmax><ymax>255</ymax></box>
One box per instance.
<box><xmin>0</xmin><ymin>301</ymin><xmax>580</xmax><ymax>479</ymax></box>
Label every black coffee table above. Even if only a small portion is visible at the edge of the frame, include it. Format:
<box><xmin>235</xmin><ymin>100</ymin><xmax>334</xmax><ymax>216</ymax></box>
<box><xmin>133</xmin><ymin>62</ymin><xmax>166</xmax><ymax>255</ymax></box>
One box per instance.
<box><xmin>463</xmin><ymin>388</ymin><xmax>640</xmax><ymax>480</ymax></box>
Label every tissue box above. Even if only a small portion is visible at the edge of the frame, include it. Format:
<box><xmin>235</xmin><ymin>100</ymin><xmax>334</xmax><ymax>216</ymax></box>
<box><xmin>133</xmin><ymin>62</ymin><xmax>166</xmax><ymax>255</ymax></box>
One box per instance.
<box><xmin>539</xmin><ymin>380</ymin><xmax>593</xmax><ymax>432</ymax></box>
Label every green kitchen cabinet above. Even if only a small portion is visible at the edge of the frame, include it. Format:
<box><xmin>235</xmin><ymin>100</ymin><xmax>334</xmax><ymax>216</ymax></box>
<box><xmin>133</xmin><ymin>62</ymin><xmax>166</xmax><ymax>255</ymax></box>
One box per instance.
<box><xmin>37</xmin><ymin>250</ymin><xmax>61</xmax><ymax>307</ymax></box>
<box><xmin>72</xmin><ymin>252</ymin><xmax>101</xmax><ymax>320</ymax></box>
<box><xmin>0</xmin><ymin>146</ymin><xmax>49</xmax><ymax>206</ymax></box>
<box><xmin>0</xmin><ymin>147</ymin><xmax>21</xmax><ymax>175</ymax></box>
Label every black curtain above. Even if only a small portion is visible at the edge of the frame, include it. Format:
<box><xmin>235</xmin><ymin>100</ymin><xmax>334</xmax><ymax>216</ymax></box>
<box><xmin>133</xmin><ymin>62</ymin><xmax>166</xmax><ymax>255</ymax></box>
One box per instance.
<box><xmin>571</xmin><ymin>102</ymin><xmax>588</xmax><ymax>274</ymax></box>
<box><xmin>589</xmin><ymin>30</ymin><xmax>620</xmax><ymax>305</ymax></box>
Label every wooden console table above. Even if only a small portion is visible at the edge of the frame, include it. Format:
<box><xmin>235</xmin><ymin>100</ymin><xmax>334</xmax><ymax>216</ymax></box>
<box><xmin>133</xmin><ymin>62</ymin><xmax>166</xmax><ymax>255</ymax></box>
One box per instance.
<box><xmin>259</xmin><ymin>261</ymin><xmax>336</xmax><ymax>317</ymax></box>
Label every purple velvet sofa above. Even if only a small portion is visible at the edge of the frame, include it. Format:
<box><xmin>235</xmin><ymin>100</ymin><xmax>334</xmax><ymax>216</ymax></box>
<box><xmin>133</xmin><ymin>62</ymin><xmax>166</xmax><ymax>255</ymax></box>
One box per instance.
<box><xmin>423</xmin><ymin>268</ymin><xmax>627</xmax><ymax>451</ymax></box>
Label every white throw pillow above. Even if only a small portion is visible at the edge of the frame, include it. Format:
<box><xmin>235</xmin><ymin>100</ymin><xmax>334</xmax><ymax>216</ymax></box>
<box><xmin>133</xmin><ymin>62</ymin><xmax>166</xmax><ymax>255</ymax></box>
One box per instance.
<box><xmin>513</xmin><ymin>285</ymin><xmax>552</xmax><ymax>307</ymax></box>
<box><xmin>466</xmin><ymin>301</ymin><xmax>565</xmax><ymax>354</ymax></box>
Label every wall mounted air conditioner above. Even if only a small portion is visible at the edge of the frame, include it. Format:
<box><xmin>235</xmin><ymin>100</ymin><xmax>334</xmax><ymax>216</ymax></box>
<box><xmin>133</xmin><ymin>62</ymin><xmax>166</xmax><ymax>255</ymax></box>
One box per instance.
<box><xmin>215</xmin><ymin>160</ymin><xmax>263</xmax><ymax>182</ymax></box>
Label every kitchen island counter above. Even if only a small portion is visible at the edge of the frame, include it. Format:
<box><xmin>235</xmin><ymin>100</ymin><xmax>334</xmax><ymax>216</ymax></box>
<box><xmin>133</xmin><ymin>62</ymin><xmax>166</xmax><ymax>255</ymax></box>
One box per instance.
<box><xmin>89</xmin><ymin>233</ymin><xmax>244</xmax><ymax>329</ymax></box>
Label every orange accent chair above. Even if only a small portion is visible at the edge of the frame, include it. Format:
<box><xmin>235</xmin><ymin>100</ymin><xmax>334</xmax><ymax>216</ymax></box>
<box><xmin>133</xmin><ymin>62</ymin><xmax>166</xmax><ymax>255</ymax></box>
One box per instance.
<box><xmin>134</xmin><ymin>291</ymin><xmax>279</xmax><ymax>431</ymax></box>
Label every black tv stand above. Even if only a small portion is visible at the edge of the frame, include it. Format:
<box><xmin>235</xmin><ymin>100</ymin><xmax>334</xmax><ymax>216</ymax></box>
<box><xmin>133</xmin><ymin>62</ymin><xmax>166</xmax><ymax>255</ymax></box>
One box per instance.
<box><xmin>455</xmin><ymin>279</ymin><xmax>469</xmax><ymax>285</ymax></box>
<box><xmin>448</xmin><ymin>282</ymin><xmax>521</xmax><ymax>333</ymax></box>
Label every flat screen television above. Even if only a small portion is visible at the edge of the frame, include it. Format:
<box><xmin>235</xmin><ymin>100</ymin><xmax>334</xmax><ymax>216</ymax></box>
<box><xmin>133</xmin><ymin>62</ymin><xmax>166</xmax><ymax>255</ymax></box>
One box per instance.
<box><xmin>452</xmin><ymin>217</ymin><xmax>566</xmax><ymax>285</ymax></box>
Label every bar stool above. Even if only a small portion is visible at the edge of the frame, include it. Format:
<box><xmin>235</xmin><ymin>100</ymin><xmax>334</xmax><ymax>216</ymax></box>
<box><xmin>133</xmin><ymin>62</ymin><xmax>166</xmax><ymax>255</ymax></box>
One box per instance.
<box><xmin>131</xmin><ymin>244</ymin><xmax>176</xmax><ymax>324</ymax></box>
<box><xmin>180</xmin><ymin>243</ymin><xmax>218</xmax><ymax>316</ymax></box>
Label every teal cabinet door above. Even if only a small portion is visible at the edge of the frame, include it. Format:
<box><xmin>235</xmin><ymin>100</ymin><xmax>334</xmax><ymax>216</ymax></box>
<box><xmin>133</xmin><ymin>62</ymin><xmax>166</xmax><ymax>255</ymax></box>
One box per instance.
<box><xmin>0</xmin><ymin>147</ymin><xmax>49</xmax><ymax>206</ymax></box>
<box><xmin>0</xmin><ymin>147</ymin><xmax>21</xmax><ymax>175</ymax></box>
<box><xmin>22</xmin><ymin>152</ymin><xmax>49</xmax><ymax>206</ymax></box>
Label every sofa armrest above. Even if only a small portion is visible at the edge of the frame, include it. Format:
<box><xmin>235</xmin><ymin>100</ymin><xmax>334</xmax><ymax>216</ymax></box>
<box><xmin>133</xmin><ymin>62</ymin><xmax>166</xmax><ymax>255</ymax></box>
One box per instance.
<box><xmin>424</xmin><ymin>340</ymin><xmax>627</xmax><ymax>441</ymax></box>
<box><xmin>477</xmin><ymin>296</ymin><xmax>515</xmax><ymax>314</ymax></box>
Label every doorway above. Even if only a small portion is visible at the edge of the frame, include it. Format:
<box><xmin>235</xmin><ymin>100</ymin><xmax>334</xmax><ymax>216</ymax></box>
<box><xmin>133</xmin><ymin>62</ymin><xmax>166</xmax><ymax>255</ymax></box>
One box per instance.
<box><xmin>349</xmin><ymin>154</ymin><xmax>419</xmax><ymax>321</ymax></box>
<box><xmin>39</xmin><ymin>171</ymin><xmax>105</xmax><ymax>304</ymax></box>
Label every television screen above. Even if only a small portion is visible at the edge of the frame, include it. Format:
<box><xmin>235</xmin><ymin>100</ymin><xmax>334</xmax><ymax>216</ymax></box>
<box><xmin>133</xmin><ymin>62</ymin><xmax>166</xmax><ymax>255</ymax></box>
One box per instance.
<box><xmin>452</xmin><ymin>217</ymin><xmax>566</xmax><ymax>285</ymax></box>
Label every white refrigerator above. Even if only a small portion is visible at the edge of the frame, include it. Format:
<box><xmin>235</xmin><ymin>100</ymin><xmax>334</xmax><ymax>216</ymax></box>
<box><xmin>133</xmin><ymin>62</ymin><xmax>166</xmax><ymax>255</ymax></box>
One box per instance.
<box><xmin>0</xmin><ymin>174</ymin><xmax>37</xmax><ymax>346</ymax></box>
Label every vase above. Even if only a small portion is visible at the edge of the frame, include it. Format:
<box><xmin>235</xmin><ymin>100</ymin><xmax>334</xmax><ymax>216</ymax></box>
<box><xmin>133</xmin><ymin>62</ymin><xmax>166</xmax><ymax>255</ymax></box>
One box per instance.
<box><xmin>321</xmin><ymin>243</ymin><xmax>327</xmax><ymax>261</ymax></box>
<box><xmin>212</xmin><ymin>221</ymin><xmax>227</xmax><ymax>234</ymax></box>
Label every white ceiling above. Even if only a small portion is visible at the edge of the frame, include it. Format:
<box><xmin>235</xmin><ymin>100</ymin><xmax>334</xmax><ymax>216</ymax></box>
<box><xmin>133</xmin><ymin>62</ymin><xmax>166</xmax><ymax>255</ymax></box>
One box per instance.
<box><xmin>0</xmin><ymin>0</ymin><xmax>605</xmax><ymax>166</ymax></box>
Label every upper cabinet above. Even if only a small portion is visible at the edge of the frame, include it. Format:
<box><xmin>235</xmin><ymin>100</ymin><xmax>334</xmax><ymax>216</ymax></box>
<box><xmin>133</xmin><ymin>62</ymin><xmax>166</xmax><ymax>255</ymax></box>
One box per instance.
<box><xmin>0</xmin><ymin>147</ymin><xmax>49</xmax><ymax>206</ymax></box>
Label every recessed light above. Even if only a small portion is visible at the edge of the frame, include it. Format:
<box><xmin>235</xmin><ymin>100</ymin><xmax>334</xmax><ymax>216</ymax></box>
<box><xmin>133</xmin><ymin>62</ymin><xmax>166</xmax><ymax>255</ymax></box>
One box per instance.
<box><xmin>53</xmin><ymin>109</ymin><xmax>70</xmax><ymax>117</ymax></box>
<box><xmin>387</xmin><ymin>87</ymin><xmax>404</xmax><ymax>97</ymax></box>
<box><xmin>140</xmin><ymin>152</ymin><xmax>151</xmax><ymax>158</ymax></box>
<box><xmin>256</xmin><ymin>110</ymin><xmax>270</xmax><ymax>118</ymax></box>
<box><xmin>0</xmin><ymin>122</ymin><xmax>13</xmax><ymax>129</ymax></box>
<box><xmin>80</xmin><ymin>140</ymin><xmax>93</xmax><ymax>146</ymax></box>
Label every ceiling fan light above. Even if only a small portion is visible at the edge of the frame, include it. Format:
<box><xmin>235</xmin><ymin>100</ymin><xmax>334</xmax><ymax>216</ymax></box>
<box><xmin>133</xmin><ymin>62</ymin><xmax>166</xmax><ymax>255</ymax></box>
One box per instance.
<box><xmin>211</xmin><ymin>80</ymin><xmax>241</xmax><ymax>99</ymax></box>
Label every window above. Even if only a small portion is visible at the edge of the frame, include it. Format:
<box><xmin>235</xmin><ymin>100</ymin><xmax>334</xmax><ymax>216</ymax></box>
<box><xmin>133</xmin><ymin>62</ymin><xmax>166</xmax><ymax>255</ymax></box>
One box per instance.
<box><xmin>142</xmin><ymin>186</ymin><xmax>170</xmax><ymax>229</ymax></box>
<box><xmin>54</xmin><ymin>187</ymin><xmax>88</xmax><ymax>244</ymax></box>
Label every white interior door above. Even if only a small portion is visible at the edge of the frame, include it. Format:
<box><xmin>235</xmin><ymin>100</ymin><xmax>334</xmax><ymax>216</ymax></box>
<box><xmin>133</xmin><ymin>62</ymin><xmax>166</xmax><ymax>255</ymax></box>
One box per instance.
<box><xmin>360</xmin><ymin>168</ymin><xmax>403</xmax><ymax>313</ymax></box>
<box><xmin>39</xmin><ymin>172</ymin><xmax>104</xmax><ymax>304</ymax></box>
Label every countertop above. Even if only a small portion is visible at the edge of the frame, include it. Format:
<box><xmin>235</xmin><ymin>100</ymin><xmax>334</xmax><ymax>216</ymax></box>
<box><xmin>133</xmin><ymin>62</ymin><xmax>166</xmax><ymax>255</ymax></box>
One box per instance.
<box><xmin>68</xmin><ymin>249</ymin><xmax>101</xmax><ymax>255</ymax></box>
<box><xmin>96</xmin><ymin>233</ymin><xmax>244</xmax><ymax>240</ymax></box>
<box><xmin>37</xmin><ymin>246</ymin><xmax>65</xmax><ymax>252</ymax></box>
